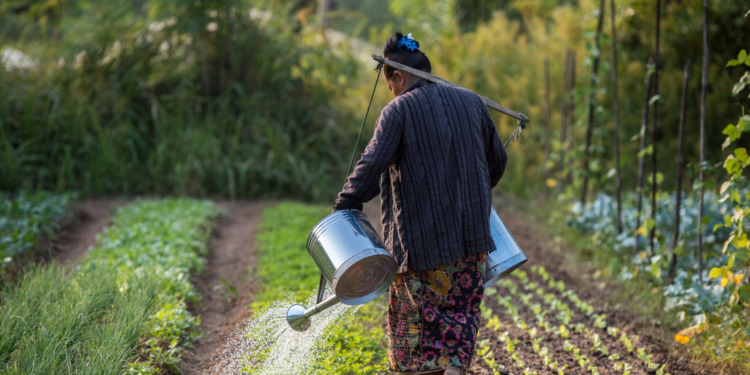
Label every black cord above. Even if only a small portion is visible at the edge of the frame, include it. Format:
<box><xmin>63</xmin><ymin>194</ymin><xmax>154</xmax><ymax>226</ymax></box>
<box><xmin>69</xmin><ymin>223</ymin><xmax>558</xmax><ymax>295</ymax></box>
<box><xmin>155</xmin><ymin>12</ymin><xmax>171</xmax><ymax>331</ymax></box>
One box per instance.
<box><xmin>345</xmin><ymin>63</ymin><xmax>383</xmax><ymax>181</ymax></box>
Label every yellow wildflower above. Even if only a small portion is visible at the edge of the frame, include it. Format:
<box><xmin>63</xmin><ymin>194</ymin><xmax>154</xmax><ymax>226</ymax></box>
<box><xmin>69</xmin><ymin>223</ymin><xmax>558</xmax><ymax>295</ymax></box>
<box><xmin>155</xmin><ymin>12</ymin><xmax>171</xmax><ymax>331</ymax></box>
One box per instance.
<box><xmin>674</xmin><ymin>333</ymin><xmax>690</xmax><ymax>345</ymax></box>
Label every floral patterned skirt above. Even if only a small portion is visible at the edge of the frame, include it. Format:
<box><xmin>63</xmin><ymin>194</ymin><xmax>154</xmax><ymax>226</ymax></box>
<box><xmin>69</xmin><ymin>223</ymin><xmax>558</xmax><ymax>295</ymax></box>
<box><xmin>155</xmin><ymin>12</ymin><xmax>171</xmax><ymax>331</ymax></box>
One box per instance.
<box><xmin>387</xmin><ymin>252</ymin><xmax>486</xmax><ymax>374</ymax></box>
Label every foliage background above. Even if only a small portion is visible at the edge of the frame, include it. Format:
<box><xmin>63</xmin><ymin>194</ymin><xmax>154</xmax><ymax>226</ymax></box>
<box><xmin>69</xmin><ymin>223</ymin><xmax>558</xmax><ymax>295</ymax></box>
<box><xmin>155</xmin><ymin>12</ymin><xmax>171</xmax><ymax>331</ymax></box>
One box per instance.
<box><xmin>2</xmin><ymin>0</ymin><xmax>749</xmax><ymax>370</ymax></box>
<box><xmin>2</xmin><ymin>0</ymin><xmax>748</xmax><ymax>200</ymax></box>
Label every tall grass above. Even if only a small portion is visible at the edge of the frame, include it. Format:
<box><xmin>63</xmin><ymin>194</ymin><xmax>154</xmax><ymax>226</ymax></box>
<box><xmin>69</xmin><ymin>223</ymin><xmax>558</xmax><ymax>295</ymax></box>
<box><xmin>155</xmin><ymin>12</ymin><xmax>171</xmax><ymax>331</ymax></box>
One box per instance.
<box><xmin>0</xmin><ymin>265</ymin><xmax>157</xmax><ymax>374</ymax></box>
<box><xmin>1</xmin><ymin>2</ymin><xmax>362</xmax><ymax>201</ymax></box>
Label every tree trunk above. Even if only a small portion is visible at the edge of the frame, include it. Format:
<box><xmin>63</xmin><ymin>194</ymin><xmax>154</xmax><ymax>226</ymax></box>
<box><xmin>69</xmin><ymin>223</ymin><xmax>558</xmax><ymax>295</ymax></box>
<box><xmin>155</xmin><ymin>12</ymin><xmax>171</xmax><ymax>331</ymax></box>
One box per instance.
<box><xmin>698</xmin><ymin>0</ymin><xmax>709</xmax><ymax>282</ymax></box>
<box><xmin>668</xmin><ymin>59</ymin><xmax>692</xmax><ymax>282</ymax></box>
<box><xmin>610</xmin><ymin>0</ymin><xmax>623</xmax><ymax>233</ymax></box>
<box><xmin>544</xmin><ymin>58</ymin><xmax>552</xmax><ymax>194</ymax></box>
<box><xmin>649</xmin><ymin>0</ymin><xmax>662</xmax><ymax>256</ymax></box>
<box><xmin>634</xmin><ymin>61</ymin><xmax>654</xmax><ymax>255</ymax></box>
<box><xmin>581</xmin><ymin>0</ymin><xmax>606</xmax><ymax>205</ymax></box>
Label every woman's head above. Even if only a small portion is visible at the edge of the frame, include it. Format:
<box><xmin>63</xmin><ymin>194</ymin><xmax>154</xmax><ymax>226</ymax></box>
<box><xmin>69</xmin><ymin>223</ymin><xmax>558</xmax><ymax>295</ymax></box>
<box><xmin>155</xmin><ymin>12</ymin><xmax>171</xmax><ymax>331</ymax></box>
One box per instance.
<box><xmin>383</xmin><ymin>32</ymin><xmax>431</xmax><ymax>96</ymax></box>
<box><xmin>383</xmin><ymin>32</ymin><xmax>431</xmax><ymax>81</ymax></box>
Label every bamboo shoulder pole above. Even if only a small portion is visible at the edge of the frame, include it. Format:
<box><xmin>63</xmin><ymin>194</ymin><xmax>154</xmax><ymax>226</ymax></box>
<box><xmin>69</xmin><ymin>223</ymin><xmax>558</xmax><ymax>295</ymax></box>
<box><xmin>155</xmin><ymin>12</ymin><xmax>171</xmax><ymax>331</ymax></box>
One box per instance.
<box><xmin>371</xmin><ymin>54</ymin><xmax>529</xmax><ymax>123</ymax></box>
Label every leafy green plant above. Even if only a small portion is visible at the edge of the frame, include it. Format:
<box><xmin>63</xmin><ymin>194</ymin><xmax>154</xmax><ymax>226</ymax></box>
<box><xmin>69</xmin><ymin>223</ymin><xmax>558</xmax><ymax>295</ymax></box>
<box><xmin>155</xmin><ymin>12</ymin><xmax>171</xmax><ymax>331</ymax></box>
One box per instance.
<box><xmin>692</xmin><ymin>48</ymin><xmax>750</xmax><ymax>367</ymax></box>
<box><xmin>0</xmin><ymin>191</ymin><xmax>75</xmax><ymax>270</ymax></box>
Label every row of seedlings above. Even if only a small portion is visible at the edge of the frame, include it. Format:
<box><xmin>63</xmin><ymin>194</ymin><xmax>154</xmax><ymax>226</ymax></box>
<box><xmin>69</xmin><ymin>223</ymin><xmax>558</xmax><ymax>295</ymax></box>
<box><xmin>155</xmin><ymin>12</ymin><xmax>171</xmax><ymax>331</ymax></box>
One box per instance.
<box><xmin>478</xmin><ymin>287</ymin><xmax>570</xmax><ymax>375</ymax></box>
<box><xmin>0</xmin><ymin>198</ymin><xmax>223</xmax><ymax>374</ymax></box>
<box><xmin>478</xmin><ymin>266</ymin><xmax>670</xmax><ymax>375</ymax></box>
<box><xmin>528</xmin><ymin>266</ymin><xmax>668</xmax><ymax>373</ymax></box>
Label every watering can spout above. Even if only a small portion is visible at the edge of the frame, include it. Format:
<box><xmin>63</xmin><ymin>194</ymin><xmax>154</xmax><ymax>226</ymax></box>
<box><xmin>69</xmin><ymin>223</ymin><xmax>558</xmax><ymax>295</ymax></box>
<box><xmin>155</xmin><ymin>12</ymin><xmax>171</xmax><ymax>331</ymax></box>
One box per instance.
<box><xmin>286</xmin><ymin>294</ymin><xmax>341</xmax><ymax>332</ymax></box>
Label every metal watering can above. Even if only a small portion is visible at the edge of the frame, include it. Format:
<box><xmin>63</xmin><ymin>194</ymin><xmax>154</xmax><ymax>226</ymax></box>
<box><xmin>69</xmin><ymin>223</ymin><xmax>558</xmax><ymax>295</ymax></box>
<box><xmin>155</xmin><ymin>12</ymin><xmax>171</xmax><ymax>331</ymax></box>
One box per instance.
<box><xmin>485</xmin><ymin>206</ymin><xmax>528</xmax><ymax>286</ymax></box>
<box><xmin>286</xmin><ymin>207</ymin><xmax>527</xmax><ymax>331</ymax></box>
<box><xmin>286</xmin><ymin>210</ymin><xmax>396</xmax><ymax>332</ymax></box>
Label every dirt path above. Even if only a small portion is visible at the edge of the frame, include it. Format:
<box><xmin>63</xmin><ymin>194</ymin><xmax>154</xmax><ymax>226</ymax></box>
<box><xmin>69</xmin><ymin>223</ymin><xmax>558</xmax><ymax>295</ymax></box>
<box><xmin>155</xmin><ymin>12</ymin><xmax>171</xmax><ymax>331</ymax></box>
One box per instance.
<box><xmin>53</xmin><ymin>199</ymin><xmax>126</xmax><ymax>265</ymax></box>
<box><xmin>182</xmin><ymin>201</ymin><xmax>264</xmax><ymax>375</ymax></box>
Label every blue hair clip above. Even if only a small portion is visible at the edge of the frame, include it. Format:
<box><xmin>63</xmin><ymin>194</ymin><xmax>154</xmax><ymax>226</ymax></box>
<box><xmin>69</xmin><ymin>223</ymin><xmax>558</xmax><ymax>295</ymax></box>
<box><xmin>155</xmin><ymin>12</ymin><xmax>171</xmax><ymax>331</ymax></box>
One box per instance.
<box><xmin>398</xmin><ymin>33</ymin><xmax>419</xmax><ymax>52</ymax></box>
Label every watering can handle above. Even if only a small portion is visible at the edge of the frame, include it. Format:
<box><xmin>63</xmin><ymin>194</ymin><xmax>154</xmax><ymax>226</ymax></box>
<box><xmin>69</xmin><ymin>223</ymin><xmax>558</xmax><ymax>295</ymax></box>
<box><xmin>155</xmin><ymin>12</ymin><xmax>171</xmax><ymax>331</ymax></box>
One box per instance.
<box><xmin>316</xmin><ymin>273</ymin><xmax>327</xmax><ymax>304</ymax></box>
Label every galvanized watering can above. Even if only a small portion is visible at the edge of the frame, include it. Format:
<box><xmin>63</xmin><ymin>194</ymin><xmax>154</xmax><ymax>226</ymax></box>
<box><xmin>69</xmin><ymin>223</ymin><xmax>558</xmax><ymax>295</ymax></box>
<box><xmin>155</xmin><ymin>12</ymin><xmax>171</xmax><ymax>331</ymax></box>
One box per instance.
<box><xmin>485</xmin><ymin>206</ymin><xmax>528</xmax><ymax>286</ymax></box>
<box><xmin>286</xmin><ymin>207</ymin><xmax>527</xmax><ymax>331</ymax></box>
<box><xmin>286</xmin><ymin>210</ymin><xmax>396</xmax><ymax>331</ymax></box>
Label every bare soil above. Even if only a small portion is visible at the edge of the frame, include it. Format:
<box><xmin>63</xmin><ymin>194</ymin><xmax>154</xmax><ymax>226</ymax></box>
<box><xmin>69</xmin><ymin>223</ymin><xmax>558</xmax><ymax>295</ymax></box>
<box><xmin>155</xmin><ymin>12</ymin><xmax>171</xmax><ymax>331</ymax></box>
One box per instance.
<box><xmin>53</xmin><ymin>199</ymin><xmax>126</xmax><ymax>265</ymax></box>
<box><xmin>182</xmin><ymin>201</ymin><xmax>264</xmax><ymax>375</ymax></box>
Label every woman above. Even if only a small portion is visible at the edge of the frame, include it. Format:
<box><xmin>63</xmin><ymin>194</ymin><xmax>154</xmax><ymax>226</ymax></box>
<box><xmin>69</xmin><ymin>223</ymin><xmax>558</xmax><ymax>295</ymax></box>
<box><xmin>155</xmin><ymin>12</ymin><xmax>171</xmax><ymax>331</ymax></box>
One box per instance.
<box><xmin>333</xmin><ymin>32</ymin><xmax>508</xmax><ymax>375</ymax></box>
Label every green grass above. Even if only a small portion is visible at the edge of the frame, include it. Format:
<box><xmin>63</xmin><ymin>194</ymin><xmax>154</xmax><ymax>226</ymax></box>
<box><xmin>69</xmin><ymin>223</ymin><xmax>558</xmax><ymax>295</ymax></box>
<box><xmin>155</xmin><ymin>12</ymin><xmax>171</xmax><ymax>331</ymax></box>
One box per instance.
<box><xmin>246</xmin><ymin>202</ymin><xmax>388</xmax><ymax>374</ymax></box>
<box><xmin>0</xmin><ymin>198</ymin><xmax>222</xmax><ymax>374</ymax></box>
<box><xmin>0</xmin><ymin>261</ymin><xmax>158</xmax><ymax>374</ymax></box>
<box><xmin>316</xmin><ymin>300</ymin><xmax>389</xmax><ymax>374</ymax></box>
<box><xmin>251</xmin><ymin>202</ymin><xmax>332</xmax><ymax>310</ymax></box>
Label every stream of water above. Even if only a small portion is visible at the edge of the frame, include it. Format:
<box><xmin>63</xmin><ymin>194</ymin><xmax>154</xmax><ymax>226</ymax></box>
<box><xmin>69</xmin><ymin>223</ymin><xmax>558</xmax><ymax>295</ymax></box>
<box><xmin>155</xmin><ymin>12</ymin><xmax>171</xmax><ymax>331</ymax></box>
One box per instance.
<box><xmin>210</xmin><ymin>291</ymin><xmax>360</xmax><ymax>374</ymax></box>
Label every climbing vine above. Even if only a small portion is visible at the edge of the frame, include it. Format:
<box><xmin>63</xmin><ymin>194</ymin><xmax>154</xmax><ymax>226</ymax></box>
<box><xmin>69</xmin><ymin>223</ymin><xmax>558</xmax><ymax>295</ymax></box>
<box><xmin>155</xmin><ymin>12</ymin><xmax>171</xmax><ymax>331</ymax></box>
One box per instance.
<box><xmin>709</xmin><ymin>49</ymin><xmax>750</xmax><ymax>333</ymax></box>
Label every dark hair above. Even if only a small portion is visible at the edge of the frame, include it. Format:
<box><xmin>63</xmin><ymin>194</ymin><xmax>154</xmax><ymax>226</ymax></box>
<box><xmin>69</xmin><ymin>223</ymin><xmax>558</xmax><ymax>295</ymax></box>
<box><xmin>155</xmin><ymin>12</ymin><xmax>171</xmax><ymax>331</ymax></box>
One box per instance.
<box><xmin>383</xmin><ymin>32</ymin><xmax>431</xmax><ymax>80</ymax></box>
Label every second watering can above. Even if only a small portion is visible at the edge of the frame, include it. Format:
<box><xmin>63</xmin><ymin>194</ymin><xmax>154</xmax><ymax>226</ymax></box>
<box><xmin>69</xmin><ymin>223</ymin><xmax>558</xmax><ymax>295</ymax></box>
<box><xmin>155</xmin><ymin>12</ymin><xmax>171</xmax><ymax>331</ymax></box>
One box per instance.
<box><xmin>485</xmin><ymin>206</ymin><xmax>528</xmax><ymax>286</ymax></box>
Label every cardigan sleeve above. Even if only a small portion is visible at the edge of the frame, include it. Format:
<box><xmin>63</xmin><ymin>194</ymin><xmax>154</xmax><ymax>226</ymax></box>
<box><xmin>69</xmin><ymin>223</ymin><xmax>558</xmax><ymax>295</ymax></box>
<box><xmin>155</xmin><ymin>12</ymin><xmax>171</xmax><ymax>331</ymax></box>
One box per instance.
<box><xmin>333</xmin><ymin>104</ymin><xmax>404</xmax><ymax>211</ymax></box>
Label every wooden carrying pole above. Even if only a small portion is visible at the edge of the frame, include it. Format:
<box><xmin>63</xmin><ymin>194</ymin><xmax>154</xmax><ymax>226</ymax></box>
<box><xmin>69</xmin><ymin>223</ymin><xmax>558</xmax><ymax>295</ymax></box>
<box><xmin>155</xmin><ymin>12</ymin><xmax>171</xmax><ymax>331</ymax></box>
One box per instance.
<box><xmin>372</xmin><ymin>54</ymin><xmax>529</xmax><ymax>123</ymax></box>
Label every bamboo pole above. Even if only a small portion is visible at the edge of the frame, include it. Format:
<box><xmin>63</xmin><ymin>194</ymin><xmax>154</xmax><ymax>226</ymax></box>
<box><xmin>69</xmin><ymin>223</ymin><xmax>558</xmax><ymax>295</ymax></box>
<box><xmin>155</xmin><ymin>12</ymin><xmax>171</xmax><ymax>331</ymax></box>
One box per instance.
<box><xmin>318</xmin><ymin>0</ymin><xmax>331</xmax><ymax>29</ymax></box>
<box><xmin>697</xmin><ymin>0</ymin><xmax>709</xmax><ymax>282</ymax></box>
<box><xmin>371</xmin><ymin>54</ymin><xmax>528</xmax><ymax>122</ymax></box>
<box><xmin>566</xmin><ymin>51</ymin><xmax>576</xmax><ymax>187</ymax></box>
<box><xmin>560</xmin><ymin>50</ymin><xmax>571</xmax><ymax>183</ymax></box>
<box><xmin>649</xmin><ymin>0</ymin><xmax>662</xmax><ymax>256</ymax></box>
<box><xmin>544</xmin><ymin>58</ymin><xmax>552</xmax><ymax>194</ymax></box>
<box><xmin>634</xmin><ymin>62</ymin><xmax>654</xmax><ymax>255</ymax></box>
<box><xmin>610</xmin><ymin>0</ymin><xmax>623</xmax><ymax>233</ymax></box>
<box><xmin>581</xmin><ymin>0</ymin><xmax>606</xmax><ymax>205</ymax></box>
<box><xmin>669</xmin><ymin>59</ymin><xmax>692</xmax><ymax>281</ymax></box>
